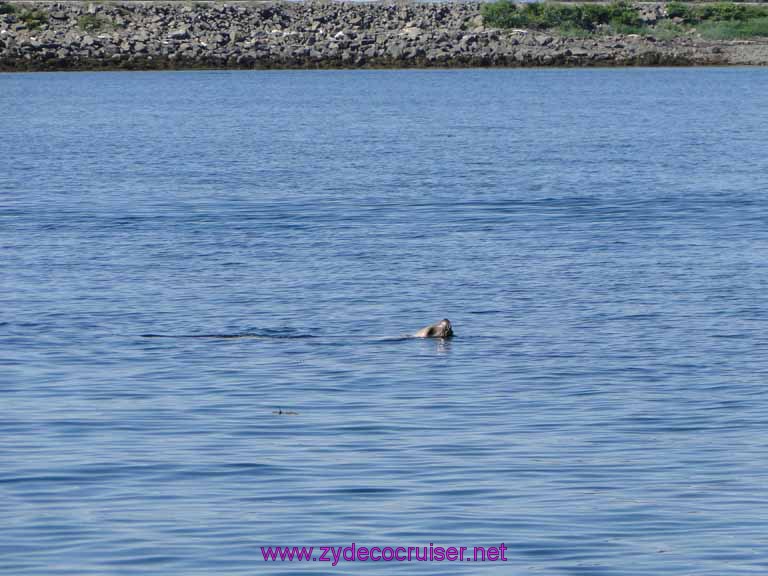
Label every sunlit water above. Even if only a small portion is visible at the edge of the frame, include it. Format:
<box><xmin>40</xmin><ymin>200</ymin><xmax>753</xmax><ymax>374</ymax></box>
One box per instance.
<box><xmin>2</xmin><ymin>68</ymin><xmax>767</xmax><ymax>575</ymax></box>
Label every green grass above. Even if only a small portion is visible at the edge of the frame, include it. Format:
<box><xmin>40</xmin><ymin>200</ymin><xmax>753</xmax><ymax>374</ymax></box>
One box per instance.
<box><xmin>667</xmin><ymin>1</ymin><xmax>768</xmax><ymax>38</ymax></box>
<box><xmin>698</xmin><ymin>16</ymin><xmax>768</xmax><ymax>38</ymax></box>
<box><xmin>606</xmin><ymin>23</ymin><xmax>645</xmax><ymax>35</ymax></box>
<box><xmin>77</xmin><ymin>14</ymin><xmax>115</xmax><ymax>32</ymax></box>
<box><xmin>555</xmin><ymin>24</ymin><xmax>595</xmax><ymax>38</ymax></box>
<box><xmin>0</xmin><ymin>3</ymin><xmax>16</xmax><ymax>15</ymax></box>
<box><xmin>19</xmin><ymin>8</ymin><xmax>47</xmax><ymax>30</ymax></box>
<box><xmin>651</xmin><ymin>20</ymin><xmax>688</xmax><ymax>41</ymax></box>
<box><xmin>481</xmin><ymin>1</ymin><xmax>641</xmax><ymax>32</ymax></box>
<box><xmin>482</xmin><ymin>1</ymin><xmax>768</xmax><ymax>39</ymax></box>
<box><xmin>667</xmin><ymin>2</ymin><xmax>768</xmax><ymax>24</ymax></box>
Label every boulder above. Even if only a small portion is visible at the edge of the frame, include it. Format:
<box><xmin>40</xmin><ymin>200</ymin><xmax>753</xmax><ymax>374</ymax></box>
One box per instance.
<box><xmin>168</xmin><ymin>29</ymin><xmax>189</xmax><ymax>40</ymax></box>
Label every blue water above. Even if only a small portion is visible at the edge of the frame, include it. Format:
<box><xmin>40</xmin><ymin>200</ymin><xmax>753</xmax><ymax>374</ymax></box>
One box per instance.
<box><xmin>2</xmin><ymin>68</ymin><xmax>768</xmax><ymax>575</ymax></box>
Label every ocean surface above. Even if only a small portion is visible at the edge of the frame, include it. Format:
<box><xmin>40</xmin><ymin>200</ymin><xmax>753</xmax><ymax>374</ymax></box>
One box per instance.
<box><xmin>2</xmin><ymin>68</ymin><xmax>767</xmax><ymax>575</ymax></box>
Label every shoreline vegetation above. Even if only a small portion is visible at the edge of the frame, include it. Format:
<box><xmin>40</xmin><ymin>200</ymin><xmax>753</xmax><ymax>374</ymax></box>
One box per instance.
<box><xmin>481</xmin><ymin>1</ymin><xmax>768</xmax><ymax>40</ymax></box>
<box><xmin>1</xmin><ymin>1</ymin><xmax>768</xmax><ymax>71</ymax></box>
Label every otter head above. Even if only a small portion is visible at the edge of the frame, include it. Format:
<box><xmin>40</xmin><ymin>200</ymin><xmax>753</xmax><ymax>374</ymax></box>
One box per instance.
<box><xmin>420</xmin><ymin>319</ymin><xmax>454</xmax><ymax>339</ymax></box>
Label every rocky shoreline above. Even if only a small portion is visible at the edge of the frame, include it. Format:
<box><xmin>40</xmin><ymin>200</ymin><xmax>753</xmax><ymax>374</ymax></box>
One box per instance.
<box><xmin>2</xmin><ymin>1</ymin><xmax>768</xmax><ymax>71</ymax></box>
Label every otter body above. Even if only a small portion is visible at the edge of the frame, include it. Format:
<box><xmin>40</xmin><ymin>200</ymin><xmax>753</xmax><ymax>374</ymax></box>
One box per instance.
<box><xmin>413</xmin><ymin>319</ymin><xmax>454</xmax><ymax>339</ymax></box>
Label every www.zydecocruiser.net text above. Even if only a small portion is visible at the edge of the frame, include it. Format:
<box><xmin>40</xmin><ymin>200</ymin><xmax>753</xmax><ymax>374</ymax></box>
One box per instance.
<box><xmin>261</xmin><ymin>543</ymin><xmax>509</xmax><ymax>565</ymax></box>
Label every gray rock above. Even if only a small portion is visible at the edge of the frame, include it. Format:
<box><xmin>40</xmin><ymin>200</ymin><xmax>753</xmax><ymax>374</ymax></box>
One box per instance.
<box><xmin>169</xmin><ymin>29</ymin><xmax>189</xmax><ymax>40</ymax></box>
<box><xmin>400</xmin><ymin>26</ymin><xmax>421</xmax><ymax>40</ymax></box>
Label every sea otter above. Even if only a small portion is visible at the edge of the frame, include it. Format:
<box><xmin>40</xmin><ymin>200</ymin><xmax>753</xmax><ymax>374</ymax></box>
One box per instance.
<box><xmin>413</xmin><ymin>319</ymin><xmax>454</xmax><ymax>339</ymax></box>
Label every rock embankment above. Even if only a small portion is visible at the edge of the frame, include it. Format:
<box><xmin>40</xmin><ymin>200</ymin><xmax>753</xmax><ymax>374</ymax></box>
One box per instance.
<box><xmin>1</xmin><ymin>1</ymin><xmax>767</xmax><ymax>71</ymax></box>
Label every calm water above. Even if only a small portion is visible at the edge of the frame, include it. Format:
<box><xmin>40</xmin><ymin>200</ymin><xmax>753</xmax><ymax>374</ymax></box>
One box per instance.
<box><xmin>2</xmin><ymin>68</ymin><xmax>767</xmax><ymax>575</ymax></box>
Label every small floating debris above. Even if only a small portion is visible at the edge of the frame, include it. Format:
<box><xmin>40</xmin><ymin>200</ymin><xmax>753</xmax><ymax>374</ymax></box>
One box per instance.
<box><xmin>272</xmin><ymin>409</ymin><xmax>299</xmax><ymax>416</ymax></box>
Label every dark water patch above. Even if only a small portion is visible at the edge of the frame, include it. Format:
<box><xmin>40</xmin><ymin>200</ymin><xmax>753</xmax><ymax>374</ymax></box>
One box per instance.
<box><xmin>104</xmin><ymin>554</ymin><xmax>184</xmax><ymax>567</ymax></box>
<box><xmin>141</xmin><ymin>332</ymin><xmax>316</xmax><ymax>340</ymax></box>
<box><xmin>326</xmin><ymin>486</ymin><xmax>404</xmax><ymax>496</ymax></box>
